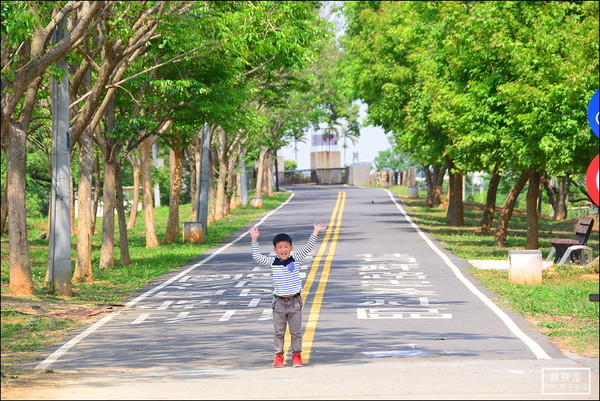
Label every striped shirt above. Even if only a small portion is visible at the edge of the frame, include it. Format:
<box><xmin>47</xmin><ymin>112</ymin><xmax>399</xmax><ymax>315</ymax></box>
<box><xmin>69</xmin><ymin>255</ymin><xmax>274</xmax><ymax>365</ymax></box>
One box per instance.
<box><xmin>251</xmin><ymin>234</ymin><xmax>318</xmax><ymax>297</ymax></box>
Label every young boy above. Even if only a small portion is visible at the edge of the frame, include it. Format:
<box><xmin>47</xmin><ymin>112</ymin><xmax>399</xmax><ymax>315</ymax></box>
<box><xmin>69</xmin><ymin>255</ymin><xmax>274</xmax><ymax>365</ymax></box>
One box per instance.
<box><xmin>249</xmin><ymin>223</ymin><xmax>327</xmax><ymax>367</ymax></box>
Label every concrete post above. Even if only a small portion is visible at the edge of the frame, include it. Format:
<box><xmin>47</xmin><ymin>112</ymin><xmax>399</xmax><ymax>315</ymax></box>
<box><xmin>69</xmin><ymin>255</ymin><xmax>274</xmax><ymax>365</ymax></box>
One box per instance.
<box><xmin>47</xmin><ymin>17</ymin><xmax>72</xmax><ymax>296</ymax></box>
<box><xmin>240</xmin><ymin>152</ymin><xmax>248</xmax><ymax>206</ymax></box>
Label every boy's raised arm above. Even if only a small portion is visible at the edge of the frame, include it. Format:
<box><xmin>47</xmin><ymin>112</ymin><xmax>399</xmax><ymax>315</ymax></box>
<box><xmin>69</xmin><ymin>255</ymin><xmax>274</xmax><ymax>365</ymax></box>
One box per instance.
<box><xmin>312</xmin><ymin>223</ymin><xmax>327</xmax><ymax>236</ymax></box>
<box><xmin>249</xmin><ymin>226</ymin><xmax>260</xmax><ymax>242</ymax></box>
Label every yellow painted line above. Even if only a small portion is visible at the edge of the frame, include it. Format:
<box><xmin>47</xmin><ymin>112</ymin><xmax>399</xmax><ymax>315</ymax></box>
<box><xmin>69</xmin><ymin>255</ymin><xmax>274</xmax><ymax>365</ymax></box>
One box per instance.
<box><xmin>282</xmin><ymin>191</ymin><xmax>344</xmax><ymax>363</ymax></box>
<box><xmin>302</xmin><ymin>192</ymin><xmax>344</xmax><ymax>297</ymax></box>
<box><xmin>302</xmin><ymin>191</ymin><xmax>346</xmax><ymax>364</ymax></box>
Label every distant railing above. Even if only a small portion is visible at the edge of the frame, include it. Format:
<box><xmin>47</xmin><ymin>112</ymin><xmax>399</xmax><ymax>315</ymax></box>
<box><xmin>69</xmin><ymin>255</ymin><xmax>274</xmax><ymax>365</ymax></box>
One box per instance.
<box><xmin>279</xmin><ymin>168</ymin><xmax>348</xmax><ymax>185</ymax></box>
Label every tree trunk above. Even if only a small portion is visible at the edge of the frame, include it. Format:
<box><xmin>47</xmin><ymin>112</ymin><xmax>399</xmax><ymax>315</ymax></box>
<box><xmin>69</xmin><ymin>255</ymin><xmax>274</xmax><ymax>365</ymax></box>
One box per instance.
<box><xmin>266</xmin><ymin>151</ymin><xmax>274</xmax><ymax>196</ymax></box>
<box><xmin>98</xmin><ymin>95</ymin><xmax>119</xmax><ymax>269</ymax></box>
<box><xmin>214</xmin><ymin>127</ymin><xmax>228</xmax><ymax>220</ymax></box>
<box><xmin>70</xmin><ymin>173</ymin><xmax>75</xmax><ymax>235</ymax></box>
<box><xmin>98</xmin><ymin>146</ymin><xmax>118</xmax><ymax>269</ymax></box>
<box><xmin>228</xmin><ymin>144</ymin><xmax>241</xmax><ymax>210</ymax></box>
<box><xmin>226</xmin><ymin>137</ymin><xmax>242</xmax><ymax>213</ymax></box>
<box><xmin>91</xmin><ymin>153</ymin><xmax>101</xmax><ymax>234</ymax></box>
<box><xmin>434</xmin><ymin>166</ymin><xmax>445</xmax><ymax>207</ymax></box>
<box><xmin>139</xmin><ymin>137</ymin><xmax>159</xmax><ymax>248</ymax></box>
<box><xmin>5</xmin><ymin>122</ymin><xmax>35</xmax><ymax>295</ymax></box>
<box><xmin>476</xmin><ymin>169</ymin><xmax>501</xmax><ymax>234</ymax></box>
<box><xmin>208</xmin><ymin>165</ymin><xmax>216</xmax><ymax>224</ymax></box>
<box><xmin>424</xmin><ymin>165</ymin><xmax>434</xmax><ymax>207</ymax></box>
<box><xmin>115</xmin><ymin>159</ymin><xmax>131</xmax><ymax>264</ymax></box>
<box><xmin>73</xmin><ymin>127</ymin><xmax>94</xmax><ymax>282</ymax></box>
<box><xmin>542</xmin><ymin>176</ymin><xmax>558</xmax><ymax>217</ymax></box>
<box><xmin>525</xmin><ymin>170</ymin><xmax>541</xmax><ymax>249</ymax></box>
<box><xmin>424</xmin><ymin>165</ymin><xmax>445</xmax><ymax>207</ymax></box>
<box><xmin>556</xmin><ymin>176</ymin><xmax>569</xmax><ymax>220</ymax></box>
<box><xmin>163</xmin><ymin>146</ymin><xmax>184</xmax><ymax>243</ymax></box>
<box><xmin>1</xmin><ymin>178</ymin><xmax>8</xmax><ymax>236</ymax></box>
<box><xmin>233</xmin><ymin>167</ymin><xmax>242</xmax><ymax>209</ymax></box>
<box><xmin>127</xmin><ymin>153</ymin><xmax>141</xmax><ymax>229</ymax></box>
<box><xmin>2</xmin><ymin>3</ymin><xmax>105</xmax><ymax>295</ymax></box>
<box><xmin>254</xmin><ymin>147</ymin><xmax>268</xmax><ymax>198</ymax></box>
<box><xmin>446</xmin><ymin>169</ymin><xmax>464</xmax><ymax>225</ymax></box>
<box><xmin>495</xmin><ymin>171</ymin><xmax>529</xmax><ymax>245</ymax></box>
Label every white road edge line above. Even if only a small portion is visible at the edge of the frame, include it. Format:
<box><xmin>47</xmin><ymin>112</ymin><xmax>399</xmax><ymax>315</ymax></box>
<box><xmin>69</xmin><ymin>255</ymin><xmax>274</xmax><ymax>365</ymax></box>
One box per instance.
<box><xmin>384</xmin><ymin>189</ymin><xmax>552</xmax><ymax>360</ymax></box>
<box><xmin>35</xmin><ymin>191</ymin><xmax>296</xmax><ymax>370</ymax></box>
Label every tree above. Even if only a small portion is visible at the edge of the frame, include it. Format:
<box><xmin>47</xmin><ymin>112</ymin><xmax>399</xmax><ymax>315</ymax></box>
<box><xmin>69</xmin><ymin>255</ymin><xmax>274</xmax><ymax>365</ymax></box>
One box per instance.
<box><xmin>340</xmin><ymin>1</ymin><xmax>598</xmax><ymax>242</ymax></box>
<box><xmin>373</xmin><ymin>148</ymin><xmax>409</xmax><ymax>173</ymax></box>
<box><xmin>1</xmin><ymin>1</ymin><xmax>106</xmax><ymax>294</ymax></box>
<box><xmin>284</xmin><ymin>159</ymin><xmax>298</xmax><ymax>171</ymax></box>
<box><xmin>341</xmin><ymin>1</ymin><xmax>457</xmax><ymax>217</ymax></box>
<box><xmin>67</xmin><ymin>1</ymin><xmax>178</xmax><ymax>273</ymax></box>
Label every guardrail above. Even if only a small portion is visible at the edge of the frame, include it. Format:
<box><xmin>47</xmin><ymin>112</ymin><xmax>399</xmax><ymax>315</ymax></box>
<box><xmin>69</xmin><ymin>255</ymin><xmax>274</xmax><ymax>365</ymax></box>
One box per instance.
<box><xmin>279</xmin><ymin>168</ymin><xmax>348</xmax><ymax>185</ymax></box>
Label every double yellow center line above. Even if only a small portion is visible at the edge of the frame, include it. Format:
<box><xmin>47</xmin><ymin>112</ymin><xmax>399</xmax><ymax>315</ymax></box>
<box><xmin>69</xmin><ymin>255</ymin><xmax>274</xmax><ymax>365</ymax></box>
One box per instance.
<box><xmin>283</xmin><ymin>190</ymin><xmax>346</xmax><ymax>364</ymax></box>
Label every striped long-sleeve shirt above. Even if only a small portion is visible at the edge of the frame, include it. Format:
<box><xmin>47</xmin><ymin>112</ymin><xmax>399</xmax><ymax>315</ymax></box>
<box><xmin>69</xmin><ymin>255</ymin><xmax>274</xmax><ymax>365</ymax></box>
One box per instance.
<box><xmin>251</xmin><ymin>234</ymin><xmax>318</xmax><ymax>296</ymax></box>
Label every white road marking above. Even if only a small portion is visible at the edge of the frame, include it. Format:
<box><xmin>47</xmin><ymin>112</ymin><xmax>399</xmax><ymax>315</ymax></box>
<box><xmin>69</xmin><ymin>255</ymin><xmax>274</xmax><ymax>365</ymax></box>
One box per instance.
<box><xmin>131</xmin><ymin>313</ymin><xmax>151</xmax><ymax>325</ymax></box>
<box><xmin>157</xmin><ymin>301</ymin><xmax>173</xmax><ymax>310</ymax></box>
<box><xmin>219</xmin><ymin>311</ymin><xmax>235</xmax><ymax>321</ymax></box>
<box><xmin>384</xmin><ymin>188</ymin><xmax>552</xmax><ymax>360</ymax></box>
<box><xmin>247</xmin><ymin>298</ymin><xmax>261</xmax><ymax>307</ymax></box>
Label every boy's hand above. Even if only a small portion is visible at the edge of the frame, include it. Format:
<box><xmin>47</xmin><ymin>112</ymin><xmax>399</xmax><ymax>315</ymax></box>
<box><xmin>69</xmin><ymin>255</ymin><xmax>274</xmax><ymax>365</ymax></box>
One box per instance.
<box><xmin>249</xmin><ymin>226</ymin><xmax>260</xmax><ymax>242</ymax></box>
<box><xmin>313</xmin><ymin>223</ymin><xmax>327</xmax><ymax>236</ymax></box>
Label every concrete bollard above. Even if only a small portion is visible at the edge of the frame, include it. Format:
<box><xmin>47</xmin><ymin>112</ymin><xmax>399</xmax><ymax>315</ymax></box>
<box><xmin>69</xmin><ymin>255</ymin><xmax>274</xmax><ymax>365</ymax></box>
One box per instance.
<box><xmin>183</xmin><ymin>222</ymin><xmax>205</xmax><ymax>242</ymax></box>
<box><xmin>508</xmin><ymin>250</ymin><xmax>542</xmax><ymax>284</ymax></box>
<box><xmin>250</xmin><ymin>197</ymin><xmax>263</xmax><ymax>208</ymax></box>
<box><xmin>407</xmin><ymin>186</ymin><xmax>419</xmax><ymax>198</ymax></box>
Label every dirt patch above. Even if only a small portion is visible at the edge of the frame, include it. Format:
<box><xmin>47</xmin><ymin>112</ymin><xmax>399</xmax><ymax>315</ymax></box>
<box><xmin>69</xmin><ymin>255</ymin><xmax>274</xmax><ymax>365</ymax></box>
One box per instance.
<box><xmin>525</xmin><ymin>313</ymin><xmax>599</xmax><ymax>359</ymax></box>
<box><xmin>1</xmin><ymin>297</ymin><xmax>124</xmax><ymax>318</ymax></box>
<box><xmin>1</xmin><ymin>371</ymin><xmax>87</xmax><ymax>400</ymax></box>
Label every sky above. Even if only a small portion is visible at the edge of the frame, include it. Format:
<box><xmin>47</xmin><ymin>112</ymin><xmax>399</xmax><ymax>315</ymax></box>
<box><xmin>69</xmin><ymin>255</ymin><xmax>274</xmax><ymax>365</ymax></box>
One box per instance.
<box><xmin>278</xmin><ymin>102</ymin><xmax>392</xmax><ymax>170</ymax></box>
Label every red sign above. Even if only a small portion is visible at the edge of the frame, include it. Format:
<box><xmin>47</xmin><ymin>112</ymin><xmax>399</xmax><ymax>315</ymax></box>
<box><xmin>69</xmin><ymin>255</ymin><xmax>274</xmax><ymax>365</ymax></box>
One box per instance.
<box><xmin>586</xmin><ymin>154</ymin><xmax>600</xmax><ymax>206</ymax></box>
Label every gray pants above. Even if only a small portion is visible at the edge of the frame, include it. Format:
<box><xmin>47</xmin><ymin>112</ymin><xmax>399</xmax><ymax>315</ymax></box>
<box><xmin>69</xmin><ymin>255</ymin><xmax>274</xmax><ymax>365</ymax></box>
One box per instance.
<box><xmin>272</xmin><ymin>294</ymin><xmax>303</xmax><ymax>354</ymax></box>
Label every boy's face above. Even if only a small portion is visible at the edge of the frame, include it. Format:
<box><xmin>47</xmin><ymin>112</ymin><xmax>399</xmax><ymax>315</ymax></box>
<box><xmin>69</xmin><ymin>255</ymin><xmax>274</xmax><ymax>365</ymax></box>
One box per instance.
<box><xmin>273</xmin><ymin>241</ymin><xmax>293</xmax><ymax>261</ymax></box>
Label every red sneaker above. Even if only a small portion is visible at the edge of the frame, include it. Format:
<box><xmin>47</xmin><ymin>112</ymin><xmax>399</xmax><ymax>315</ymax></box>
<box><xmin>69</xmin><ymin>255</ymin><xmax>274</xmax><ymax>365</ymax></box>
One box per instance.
<box><xmin>292</xmin><ymin>353</ymin><xmax>303</xmax><ymax>367</ymax></box>
<box><xmin>273</xmin><ymin>353</ymin><xmax>284</xmax><ymax>367</ymax></box>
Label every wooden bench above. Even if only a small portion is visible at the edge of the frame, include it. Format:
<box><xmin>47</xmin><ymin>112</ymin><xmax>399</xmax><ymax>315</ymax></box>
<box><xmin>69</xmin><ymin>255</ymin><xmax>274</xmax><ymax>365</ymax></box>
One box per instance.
<box><xmin>546</xmin><ymin>216</ymin><xmax>595</xmax><ymax>264</ymax></box>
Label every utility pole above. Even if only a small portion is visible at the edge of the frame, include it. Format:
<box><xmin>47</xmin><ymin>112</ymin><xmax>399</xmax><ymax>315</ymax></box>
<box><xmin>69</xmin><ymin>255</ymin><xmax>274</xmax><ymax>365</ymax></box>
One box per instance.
<box><xmin>47</xmin><ymin>16</ymin><xmax>72</xmax><ymax>296</ymax></box>
<box><xmin>197</xmin><ymin>122</ymin><xmax>211</xmax><ymax>235</ymax></box>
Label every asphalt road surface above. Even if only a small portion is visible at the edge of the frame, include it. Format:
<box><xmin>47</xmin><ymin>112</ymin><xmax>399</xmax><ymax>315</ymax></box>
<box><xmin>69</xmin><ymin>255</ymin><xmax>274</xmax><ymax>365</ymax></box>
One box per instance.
<box><xmin>9</xmin><ymin>185</ymin><xmax>597</xmax><ymax>400</ymax></box>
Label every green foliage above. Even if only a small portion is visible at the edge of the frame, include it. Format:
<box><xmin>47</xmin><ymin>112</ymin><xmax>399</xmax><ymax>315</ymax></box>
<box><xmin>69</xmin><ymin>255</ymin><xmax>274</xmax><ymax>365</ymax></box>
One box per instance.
<box><xmin>373</xmin><ymin>148</ymin><xmax>411</xmax><ymax>172</ymax></box>
<box><xmin>1</xmin><ymin>1</ymin><xmax>68</xmax><ymax>83</ymax></box>
<box><xmin>0</xmin><ymin>1</ymin><xmax>64</xmax><ymax>47</ymax></box>
<box><xmin>340</xmin><ymin>1</ymin><xmax>599</xmax><ymax>179</ymax></box>
<box><xmin>284</xmin><ymin>159</ymin><xmax>298</xmax><ymax>171</ymax></box>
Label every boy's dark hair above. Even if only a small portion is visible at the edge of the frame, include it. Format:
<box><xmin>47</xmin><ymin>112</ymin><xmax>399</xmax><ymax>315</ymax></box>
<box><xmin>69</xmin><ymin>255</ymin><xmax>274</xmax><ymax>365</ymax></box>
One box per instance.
<box><xmin>272</xmin><ymin>233</ymin><xmax>292</xmax><ymax>246</ymax></box>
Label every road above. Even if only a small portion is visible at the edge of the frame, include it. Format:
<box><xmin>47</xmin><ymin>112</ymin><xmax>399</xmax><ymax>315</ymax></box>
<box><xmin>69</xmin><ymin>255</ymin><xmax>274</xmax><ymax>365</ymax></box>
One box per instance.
<box><xmin>3</xmin><ymin>185</ymin><xmax>598</xmax><ymax>400</ymax></box>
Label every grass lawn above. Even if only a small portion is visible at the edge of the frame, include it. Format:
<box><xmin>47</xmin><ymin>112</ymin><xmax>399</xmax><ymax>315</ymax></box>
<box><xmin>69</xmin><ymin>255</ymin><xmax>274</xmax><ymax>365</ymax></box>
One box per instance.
<box><xmin>1</xmin><ymin>185</ymin><xmax>599</xmax><ymax>383</ymax></box>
